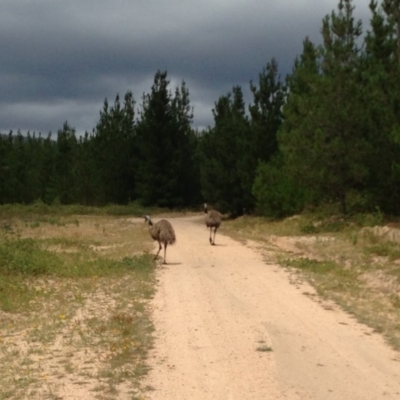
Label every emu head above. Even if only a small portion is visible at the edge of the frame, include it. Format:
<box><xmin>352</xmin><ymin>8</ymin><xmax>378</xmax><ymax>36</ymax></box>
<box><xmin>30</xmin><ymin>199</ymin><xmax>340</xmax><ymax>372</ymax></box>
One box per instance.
<box><xmin>144</xmin><ymin>215</ymin><xmax>153</xmax><ymax>226</ymax></box>
<box><xmin>203</xmin><ymin>203</ymin><xmax>208</xmax><ymax>214</ymax></box>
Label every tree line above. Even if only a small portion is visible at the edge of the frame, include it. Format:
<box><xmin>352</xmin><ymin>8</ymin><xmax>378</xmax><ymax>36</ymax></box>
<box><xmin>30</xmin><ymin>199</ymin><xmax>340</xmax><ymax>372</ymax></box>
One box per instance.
<box><xmin>1</xmin><ymin>0</ymin><xmax>400</xmax><ymax>217</ymax></box>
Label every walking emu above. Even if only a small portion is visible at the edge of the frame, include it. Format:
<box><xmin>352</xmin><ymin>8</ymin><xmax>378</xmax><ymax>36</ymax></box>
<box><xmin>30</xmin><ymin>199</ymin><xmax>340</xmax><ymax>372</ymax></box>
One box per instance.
<box><xmin>204</xmin><ymin>203</ymin><xmax>221</xmax><ymax>245</ymax></box>
<box><xmin>144</xmin><ymin>215</ymin><xmax>176</xmax><ymax>264</ymax></box>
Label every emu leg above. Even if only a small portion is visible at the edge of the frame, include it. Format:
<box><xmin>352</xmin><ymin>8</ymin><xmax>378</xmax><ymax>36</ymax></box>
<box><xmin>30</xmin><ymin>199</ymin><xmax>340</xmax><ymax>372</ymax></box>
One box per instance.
<box><xmin>212</xmin><ymin>228</ymin><xmax>217</xmax><ymax>245</ymax></box>
<box><xmin>163</xmin><ymin>243</ymin><xmax>168</xmax><ymax>264</ymax></box>
<box><xmin>155</xmin><ymin>241</ymin><xmax>162</xmax><ymax>260</ymax></box>
<box><xmin>209</xmin><ymin>227</ymin><xmax>213</xmax><ymax>245</ymax></box>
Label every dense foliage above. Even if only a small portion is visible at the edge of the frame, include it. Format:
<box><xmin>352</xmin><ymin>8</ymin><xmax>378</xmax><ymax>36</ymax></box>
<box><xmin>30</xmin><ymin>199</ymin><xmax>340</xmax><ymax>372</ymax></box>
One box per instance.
<box><xmin>0</xmin><ymin>72</ymin><xmax>201</xmax><ymax>208</ymax></box>
<box><xmin>2</xmin><ymin>1</ymin><xmax>400</xmax><ymax>217</ymax></box>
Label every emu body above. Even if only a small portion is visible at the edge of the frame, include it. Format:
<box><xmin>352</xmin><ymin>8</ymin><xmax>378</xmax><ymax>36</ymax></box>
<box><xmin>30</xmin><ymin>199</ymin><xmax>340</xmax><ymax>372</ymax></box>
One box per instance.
<box><xmin>204</xmin><ymin>203</ymin><xmax>221</xmax><ymax>245</ymax></box>
<box><xmin>144</xmin><ymin>216</ymin><xmax>176</xmax><ymax>264</ymax></box>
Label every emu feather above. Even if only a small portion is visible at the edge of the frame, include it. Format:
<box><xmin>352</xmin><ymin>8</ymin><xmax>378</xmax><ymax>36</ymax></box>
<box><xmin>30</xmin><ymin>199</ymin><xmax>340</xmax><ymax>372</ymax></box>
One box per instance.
<box><xmin>144</xmin><ymin>215</ymin><xmax>176</xmax><ymax>264</ymax></box>
<box><xmin>204</xmin><ymin>203</ymin><xmax>221</xmax><ymax>245</ymax></box>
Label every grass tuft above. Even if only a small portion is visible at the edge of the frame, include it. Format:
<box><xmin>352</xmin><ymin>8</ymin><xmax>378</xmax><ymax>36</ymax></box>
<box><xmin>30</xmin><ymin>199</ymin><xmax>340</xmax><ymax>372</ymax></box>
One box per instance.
<box><xmin>0</xmin><ymin>210</ymin><xmax>157</xmax><ymax>398</ymax></box>
<box><xmin>256</xmin><ymin>345</ymin><xmax>273</xmax><ymax>352</ymax></box>
<box><xmin>0</xmin><ymin>238</ymin><xmax>64</xmax><ymax>276</ymax></box>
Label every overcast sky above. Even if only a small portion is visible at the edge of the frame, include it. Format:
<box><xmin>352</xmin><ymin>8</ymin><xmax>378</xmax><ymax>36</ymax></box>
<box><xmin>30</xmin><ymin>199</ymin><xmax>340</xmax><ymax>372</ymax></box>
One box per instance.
<box><xmin>0</xmin><ymin>0</ymin><xmax>372</xmax><ymax>136</ymax></box>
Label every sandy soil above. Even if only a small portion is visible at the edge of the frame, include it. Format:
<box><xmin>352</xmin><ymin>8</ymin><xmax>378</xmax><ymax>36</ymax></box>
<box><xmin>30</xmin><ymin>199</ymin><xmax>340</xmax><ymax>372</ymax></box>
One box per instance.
<box><xmin>144</xmin><ymin>215</ymin><xmax>400</xmax><ymax>400</ymax></box>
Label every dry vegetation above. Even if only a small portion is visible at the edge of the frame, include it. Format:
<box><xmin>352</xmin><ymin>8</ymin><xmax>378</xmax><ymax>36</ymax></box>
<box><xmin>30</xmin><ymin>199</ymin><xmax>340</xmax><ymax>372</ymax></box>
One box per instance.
<box><xmin>223</xmin><ymin>212</ymin><xmax>400</xmax><ymax>350</ymax></box>
<box><xmin>2</xmin><ymin>205</ymin><xmax>400</xmax><ymax>398</ymax></box>
<box><xmin>0</xmin><ymin>209</ymin><xmax>157</xmax><ymax>400</ymax></box>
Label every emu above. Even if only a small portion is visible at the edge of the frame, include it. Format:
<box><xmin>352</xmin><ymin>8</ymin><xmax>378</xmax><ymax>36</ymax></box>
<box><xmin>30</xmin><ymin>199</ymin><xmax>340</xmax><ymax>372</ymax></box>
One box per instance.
<box><xmin>144</xmin><ymin>215</ymin><xmax>176</xmax><ymax>264</ymax></box>
<box><xmin>204</xmin><ymin>203</ymin><xmax>221</xmax><ymax>245</ymax></box>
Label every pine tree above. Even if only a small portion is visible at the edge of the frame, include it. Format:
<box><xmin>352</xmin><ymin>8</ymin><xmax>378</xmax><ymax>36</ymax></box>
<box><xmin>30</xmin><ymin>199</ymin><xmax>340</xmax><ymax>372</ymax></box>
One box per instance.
<box><xmin>279</xmin><ymin>0</ymin><xmax>367</xmax><ymax>214</ymax></box>
<box><xmin>0</xmin><ymin>132</ymin><xmax>14</xmax><ymax>203</ymax></box>
<box><xmin>135</xmin><ymin>71</ymin><xmax>199</xmax><ymax>207</ymax></box>
<box><xmin>248</xmin><ymin>58</ymin><xmax>292</xmax><ymax>216</ymax></box>
<box><xmin>6</xmin><ymin>131</ymin><xmax>30</xmax><ymax>203</ymax></box>
<box><xmin>24</xmin><ymin>131</ymin><xmax>44</xmax><ymax>203</ymax></box>
<box><xmin>53</xmin><ymin>122</ymin><xmax>79</xmax><ymax>204</ymax></box>
<box><xmin>382</xmin><ymin>0</ymin><xmax>400</xmax><ymax>64</ymax></box>
<box><xmin>199</xmin><ymin>86</ymin><xmax>252</xmax><ymax>215</ymax></box>
<box><xmin>0</xmin><ymin>134</ymin><xmax>9</xmax><ymax>203</ymax></box>
<box><xmin>249</xmin><ymin>58</ymin><xmax>285</xmax><ymax>164</ymax></box>
<box><xmin>75</xmin><ymin>131</ymin><xmax>103</xmax><ymax>205</ymax></box>
<box><xmin>278</xmin><ymin>38</ymin><xmax>323</xmax><ymax>207</ymax></box>
<box><xmin>93</xmin><ymin>91</ymin><xmax>136</xmax><ymax>204</ymax></box>
<box><xmin>40</xmin><ymin>133</ymin><xmax>57</xmax><ymax>204</ymax></box>
<box><xmin>252</xmin><ymin>155</ymin><xmax>304</xmax><ymax>217</ymax></box>
<box><xmin>360</xmin><ymin>0</ymin><xmax>400</xmax><ymax>213</ymax></box>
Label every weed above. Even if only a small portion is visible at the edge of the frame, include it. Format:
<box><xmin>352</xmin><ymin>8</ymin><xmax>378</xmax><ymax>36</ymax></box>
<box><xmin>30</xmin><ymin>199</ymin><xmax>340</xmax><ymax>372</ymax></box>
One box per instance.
<box><xmin>256</xmin><ymin>345</ymin><xmax>273</xmax><ymax>352</ymax></box>
<box><xmin>299</xmin><ymin>222</ymin><xmax>319</xmax><ymax>234</ymax></box>
<box><xmin>0</xmin><ymin>277</ymin><xmax>36</xmax><ymax>312</ymax></box>
<box><xmin>282</xmin><ymin>258</ymin><xmax>338</xmax><ymax>274</ymax></box>
<box><xmin>0</xmin><ymin>238</ymin><xmax>63</xmax><ymax>276</ymax></box>
<box><xmin>0</xmin><ymin>212</ymin><xmax>156</xmax><ymax>398</ymax></box>
<box><xmin>366</xmin><ymin>242</ymin><xmax>400</xmax><ymax>260</ymax></box>
<box><xmin>353</xmin><ymin>210</ymin><xmax>384</xmax><ymax>227</ymax></box>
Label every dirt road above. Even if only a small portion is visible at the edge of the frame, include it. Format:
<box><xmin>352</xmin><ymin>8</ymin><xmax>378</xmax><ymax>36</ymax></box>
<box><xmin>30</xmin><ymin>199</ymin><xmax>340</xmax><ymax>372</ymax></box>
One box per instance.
<box><xmin>144</xmin><ymin>215</ymin><xmax>400</xmax><ymax>400</ymax></box>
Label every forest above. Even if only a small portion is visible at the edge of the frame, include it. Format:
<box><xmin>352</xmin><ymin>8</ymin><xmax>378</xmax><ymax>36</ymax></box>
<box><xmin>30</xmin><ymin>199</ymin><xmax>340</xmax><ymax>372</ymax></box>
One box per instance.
<box><xmin>1</xmin><ymin>0</ymin><xmax>400</xmax><ymax>217</ymax></box>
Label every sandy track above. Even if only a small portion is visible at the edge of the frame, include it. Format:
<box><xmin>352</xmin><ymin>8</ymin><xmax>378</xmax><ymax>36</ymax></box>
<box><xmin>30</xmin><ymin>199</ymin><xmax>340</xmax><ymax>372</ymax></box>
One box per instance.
<box><xmin>144</xmin><ymin>215</ymin><xmax>400</xmax><ymax>400</ymax></box>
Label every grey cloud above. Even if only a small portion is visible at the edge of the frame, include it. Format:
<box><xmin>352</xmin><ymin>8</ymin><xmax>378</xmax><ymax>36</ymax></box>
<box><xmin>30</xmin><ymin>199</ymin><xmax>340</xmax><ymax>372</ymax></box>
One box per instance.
<box><xmin>0</xmin><ymin>0</ymin><xmax>371</xmax><ymax>134</ymax></box>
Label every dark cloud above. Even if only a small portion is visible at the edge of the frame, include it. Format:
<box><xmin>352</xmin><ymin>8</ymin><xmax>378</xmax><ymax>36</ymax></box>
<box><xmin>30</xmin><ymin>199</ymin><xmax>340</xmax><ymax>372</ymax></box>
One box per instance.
<box><xmin>0</xmin><ymin>0</ymin><xmax>371</xmax><ymax>134</ymax></box>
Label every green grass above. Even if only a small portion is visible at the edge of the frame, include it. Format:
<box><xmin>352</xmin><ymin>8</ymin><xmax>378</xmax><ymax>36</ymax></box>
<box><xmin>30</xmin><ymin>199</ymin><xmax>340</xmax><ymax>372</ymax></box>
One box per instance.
<box><xmin>281</xmin><ymin>257</ymin><xmax>360</xmax><ymax>295</ymax></box>
<box><xmin>282</xmin><ymin>258</ymin><xmax>338</xmax><ymax>274</ymax></box>
<box><xmin>366</xmin><ymin>242</ymin><xmax>400</xmax><ymax>261</ymax></box>
<box><xmin>0</xmin><ymin>211</ymin><xmax>157</xmax><ymax>398</ymax></box>
<box><xmin>0</xmin><ymin>200</ymin><xmax>165</xmax><ymax>219</ymax></box>
<box><xmin>0</xmin><ymin>277</ymin><xmax>36</xmax><ymax>312</ymax></box>
<box><xmin>0</xmin><ymin>238</ymin><xmax>64</xmax><ymax>276</ymax></box>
